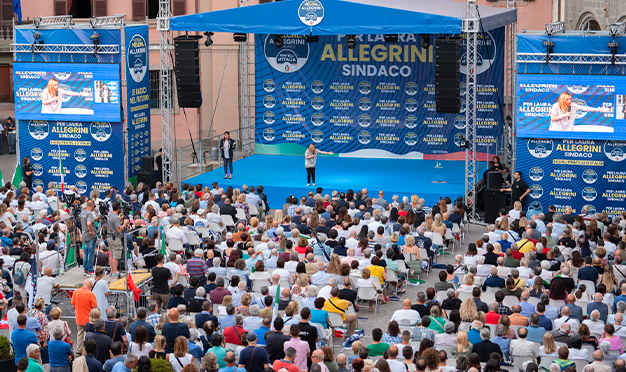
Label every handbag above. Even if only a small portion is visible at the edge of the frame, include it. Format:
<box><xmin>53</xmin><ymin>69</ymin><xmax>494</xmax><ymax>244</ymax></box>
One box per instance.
<box><xmin>40</xmin><ymin>346</ymin><xmax>49</xmax><ymax>364</ymax></box>
<box><xmin>112</xmin><ymin>320</ymin><xmax>128</xmax><ymax>353</ymax></box>
<box><xmin>64</xmin><ymin>321</ymin><xmax>75</xmax><ymax>349</ymax></box>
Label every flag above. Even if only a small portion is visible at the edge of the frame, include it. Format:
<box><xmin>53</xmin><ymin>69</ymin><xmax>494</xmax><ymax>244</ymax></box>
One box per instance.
<box><xmin>271</xmin><ymin>282</ymin><xmax>280</xmax><ymax>329</ymax></box>
<box><xmin>11</xmin><ymin>163</ymin><xmax>22</xmax><ymax>189</ymax></box>
<box><xmin>127</xmin><ymin>272</ymin><xmax>141</xmax><ymax>301</ymax></box>
<box><xmin>65</xmin><ymin>228</ymin><xmax>74</xmax><ymax>267</ymax></box>
<box><xmin>13</xmin><ymin>0</ymin><xmax>21</xmax><ymax>24</ymax></box>
<box><xmin>160</xmin><ymin>226</ymin><xmax>166</xmax><ymax>255</ymax></box>
<box><xmin>58</xmin><ymin>145</ymin><xmax>65</xmax><ymax>192</ymax></box>
<box><xmin>0</xmin><ymin>169</ymin><xmax>4</xmax><ymax>187</ymax></box>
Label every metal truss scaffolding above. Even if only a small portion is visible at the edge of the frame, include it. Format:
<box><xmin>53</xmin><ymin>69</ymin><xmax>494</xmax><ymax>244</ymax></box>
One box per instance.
<box><xmin>517</xmin><ymin>53</ymin><xmax>626</xmax><ymax>65</ymax></box>
<box><xmin>158</xmin><ymin>0</ymin><xmax>174</xmax><ymax>184</ymax></box>
<box><xmin>503</xmin><ymin>1</ymin><xmax>516</xmax><ymax>166</ymax></box>
<box><xmin>239</xmin><ymin>0</ymin><xmax>252</xmax><ymax>157</ymax></box>
<box><xmin>11</xmin><ymin>44</ymin><xmax>120</xmax><ymax>54</ymax></box>
<box><xmin>463</xmin><ymin>0</ymin><xmax>479</xmax><ymax>221</ymax></box>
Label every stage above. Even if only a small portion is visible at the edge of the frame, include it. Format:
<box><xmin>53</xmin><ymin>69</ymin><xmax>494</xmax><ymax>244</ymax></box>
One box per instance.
<box><xmin>185</xmin><ymin>155</ymin><xmax>475</xmax><ymax>209</ymax></box>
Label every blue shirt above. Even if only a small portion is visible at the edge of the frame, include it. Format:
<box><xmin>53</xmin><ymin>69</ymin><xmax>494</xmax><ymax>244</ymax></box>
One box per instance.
<box><xmin>254</xmin><ymin>326</ymin><xmax>270</xmax><ymax>345</ymax></box>
<box><xmin>482</xmin><ymin>276</ymin><xmax>505</xmax><ymax>291</ymax></box>
<box><xmin>544</xmin><ymin>305</ymin><xmax>559</xmax><ymax>320</ymax></box>
<box><xmin>468</xmin><ymin>329</ymin><xmax>482</xmax><ymax>345</ymax></box>
<box><xmin>188</xmin><ymin>340</ymin><xmax>204</xmax><ymax>361</ymax></box>
<box><xmin>613</xmin><ymin>294</ymin><xmax>626</xmax><ymax>312</ymax></box>
<box><xmin>311</xmin><ymin>272</ymin><xmax>333</xmax><ymax>285</ymax></box>
<box><xmin>516</xmin><ymin>301</ymin><xmax>536</xmax><ymax>317</ymax></box>
<box><xmin>310</xmin><ymin>309</ymin><xmax>330</xmax><ymax>328</ymax></box>
<box><xmin>85</xmin><ymin>354</ymin><xmax>104</xmax><ymax>372</ymax></box>
<box><xmin>538</xmin><ymin>315</ymin><xmax>553</xmax><ymax>331</ymax></box>
<box><xmin>103</xmin><ymin>356</ymin><xmax>126</xmax><ymax>372</ymax></box>
<box><xmin>111</xmin><ymin>361</ymin><xmax>131</xmax><ymax>372</ymax></box>
<box><xmin>48</xmin><ymin>339</ymin><xmax>73</xmax><ymax>367</ymax></box>
<box><xmin>219</xmin><ymin>367</ymin><xmax>247</xmax><ymax>372</ymax></box>
<box><xmin>492</xmin><ymin>336</ymin><xmax>510</xmax><ymax>360</ymax></box>
<box><xmin>12</xmin><ymin>317</ymin><xmax>42</xmax><ymax>334</ymax></box>
<box><xmin>11</xmin><ymin>328</ymin><xmax>39</xmax><ymax>364</ymax></box>
<box><xmin>219</xmin><ymin>314</ymin><xmax>235</xmax><ymax>329</ymax></box>
<box><xmin>526</xmin><ymin>325</ymin><xmax>546</xmax><ymax>343</ymax></box>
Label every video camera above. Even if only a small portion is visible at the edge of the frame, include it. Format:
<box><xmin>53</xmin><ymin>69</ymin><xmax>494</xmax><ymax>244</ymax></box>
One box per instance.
<box><xmin>119</xmin><ymin>199</ymin><xmax>133</xmax><ymax>218</ymax></box>
<box><xmin>98</xmin><ymin>201</ymin><xmax>110</xmax><ymax>217</ymax></box>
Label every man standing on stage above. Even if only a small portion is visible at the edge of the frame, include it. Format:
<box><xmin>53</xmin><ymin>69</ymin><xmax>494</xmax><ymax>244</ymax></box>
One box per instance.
<box><xmin>500</xmin><ymin>171</ymin><xmax>530</xmax><ymax>210</ymax></box>
<box><xmin>220</xmin><ymin>131</ymin><xmax>236</xmax><ymax>179</ymax></box>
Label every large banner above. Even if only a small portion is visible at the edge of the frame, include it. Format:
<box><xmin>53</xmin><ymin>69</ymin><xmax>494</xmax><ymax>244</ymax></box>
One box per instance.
<box><xmin>19</xmin><ymin>120</ymin><xmax>125</xmax><ymax>194</ymax></box>
<box><xmin>254</xmin><ymin>29</ymin><xmax>505</xmax><ymax>159</ymax></box>
<box><xmin>516</xmin><ymin>137</ymin><xmax>626</xmax><ymax>218</ymax></box>
<box><xmin>14</xmin><ymin>62</ymin><xmax>122</xmax><ymax>122</ymax></box>
<box><xmin>125</xmin><ymin>25</ymin><xmax>151</xmax><ymax>179</ymax></box>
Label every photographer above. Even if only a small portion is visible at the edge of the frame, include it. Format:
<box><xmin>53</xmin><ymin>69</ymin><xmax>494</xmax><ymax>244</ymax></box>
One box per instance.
<box><xmin>80</xmin><ymin>200</ymin><xmax>97</xmax><ymax>275</ymax></box>
<box><xmin>107</xmin><ymin>201</ymin><xmax>128</xmax><ymax>278</ymax></box>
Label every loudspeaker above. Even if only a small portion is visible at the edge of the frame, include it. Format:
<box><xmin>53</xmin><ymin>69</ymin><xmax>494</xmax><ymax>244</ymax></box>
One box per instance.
<box><xmin>486</xmin><ymin>171</ymin><xmax>504</xmax><ymax>189</ymax></box>
<box><xmin>137</xmin><ymin>171</ymin><xmax>153</xmax><ymax>188</ymax></box>
<box><xmin>174</xmin><ymin>36</ymin><xmax>202</xmax><ymax>108</ymax></box>
<box><xmin>484</xmin><ymin>188</ymin><xmax>507</xmax><ymax>223</ymax></box>
<box><xmin>141</xmin><ymin>156</ymin><xmax>154</xmax><ymax>173</ymax></box>
<box><xmin>434</xmin><ymin>38</ymin><xmax>461</xmax><ymax>114</ymax></box>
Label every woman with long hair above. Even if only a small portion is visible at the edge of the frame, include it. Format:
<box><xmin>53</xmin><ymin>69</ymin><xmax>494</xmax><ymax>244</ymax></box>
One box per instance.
<box><xmin>498</xmin><ymin>315</ymin><xmax>517</xmax><ymax>339</ymax></box>
<box><xmin>550</xmin><ymin>91</ymin><xmax>610</xmax><ymax>132</ymax></box>
<box><xmin>417</xmin><ymin>338</ymin><xmax>433</xmax><ymax>357</ymax></box>
<box><xmin>167</xmin><ymin>336</ymin><xmax>193</xmax><ymax>372</ymax></box>
<box><xmin>304</xmin><ymin>143</ymin><xmax>333</xmax><ymax>186</ymax></box>
<box><xmin>464</xmin><ymin>243</ymin><xmax>478</xmax><ymax>268</ymax></box>
<box><xmin>539</xmin><ymin>333</ymin><xmax>558</xmax><ymax>358</ymax></box>
<box><xmin>530</xmin><ymin>277</ymin><xmax>547</xmax><ymax>298</ymax></box>
<box><xmin>129</xmin><ymin>326</ymin><xmax>154</xmax><ymax>357</ymax></box>
<box><xmin>326</xmin><ymin>254</ymin><xmax>342</xmax><ymax>275</ymax></box>
<box><xmin>382</xmin><ymin>321</ymin><xmax>402</xmax><ymax>344</ymax></box>
<box><xmin>432</xmin><ymin>213</ymin><xmax>447</xmax><ymax>236</ymax></box>
<box><xmin>22</xmin><ymin>156</ymin><xmax>33</xmax><ymax>189</ymax></box>
<box><xmin>199</xmin><ymin>352</ymin><xmax>219</xmax><ymax>372</ymax></box>
<box><xmin>451</xmin><ymin>330</ymin><xmax>473</xmax><ymax>359</ymax></box>
<box><xmin>459</xmin><ymin>298</ymin><xmax>478</xmax><ymax>322</ymax></box>
<box><xmin>548</xmin><ymin>278</ymin><xmax>567</xmax><ymax>300</ymax></box>
<box><xmin>578</xmin><ymin>323</ymin><xmax>598</xmax><ymax>348</ymax></box>
<box><xmin>468</xmin><ymin>353</ymin><xmax>481</xmax><ymax>371</ymax></box>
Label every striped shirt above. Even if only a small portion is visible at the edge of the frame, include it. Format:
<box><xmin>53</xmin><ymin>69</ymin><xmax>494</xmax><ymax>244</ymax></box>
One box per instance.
<box><xmin>496</xmin><ymin>303</ymin><xmax>512</xmax><ymax>316</ymax></box>
<box><xmin>146</xmin><ymin>312</ymin><xmax>160</xmax><ymax>327</ymax></box>
<box><xmin>186</xmin><ymin>257</ymin><xmax>208</xmax><ymax>278</ymax></box>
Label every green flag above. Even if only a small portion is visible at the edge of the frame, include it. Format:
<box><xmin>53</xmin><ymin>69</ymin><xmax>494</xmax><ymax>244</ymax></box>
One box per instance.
<box><xmin>12</xmin><ymin>163</ymin><xmax>22</xmax><ymax>189</ymax></box>
<box><xmin>65</xmin><ymin>228</ymin><xmax>74</xmax><ymax>266</ymax></box>
<box><xmin>0</xmin><ymin>169</ymin><xmax>4</xmax><ymax>186</ymax></box>
<box><xmin>160</xmin><ymin>226</ymin><xmax>167</xmax><ymax>255</ymax></box>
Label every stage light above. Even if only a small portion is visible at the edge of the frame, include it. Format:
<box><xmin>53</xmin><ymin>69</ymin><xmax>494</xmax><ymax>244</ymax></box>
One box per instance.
<box><xmin>455</xmin><ymin>134</ymin><xmax>470</xmax><ymax>149</ymax></box>
<box><xmin>305</xmin><ymin>35</ymin><xmax>319</xmax><ymax>43</ymax></box>
<box><xmin>346</xmin><ymin>35</ymin><xmax>357</xmax><ymax>49</ymax></box>
<box><xmin>90</xmin><ymin>32</ymin><xmax>100</xmax><ymax>54</ymax></box>
<box><xmin>384</xmin><ymin>34</ymin><xmax>398</xmax><ymax>43</ymax></box>
<box><xmin>204</xmin><ymin>32</ymin><xmax>214</xmax><ymax>47</ymax></box>
<box><xmin>233</xmin><ymin>33</ymin><xmax>247</xmax><ymax>42</ymax></box>
<box><xmin>609</xmin><ymin>41</ymin><xmax>620</xmax><ymax>64</ymax></box>
<box><xmin>32</xmin><ymin>31</ymin><xmax>43</xmax><ymax>52</ymax></box>
<box><xmin>544</xmin><ymin>21</ymin><xmax>564</xmax><ymax>36</ymax></box>
<box><xmin>543</xmin><ymin>39</ymin><xmax>554</xmax><ymax>63</ymax></box>
<box><xmin>420</xmin><ymin>35</ymin><xmax>430</xmax><ymax>49</ymax></box>
<box><xmin>273</xmin><ymin>34</ymin><xmax>284</xmax><ymax>48</ymax></box>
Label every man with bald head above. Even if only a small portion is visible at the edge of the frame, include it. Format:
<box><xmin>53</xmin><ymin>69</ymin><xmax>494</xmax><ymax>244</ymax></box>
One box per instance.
<box><xmin>386</xmin><ymin>345</ymin><xmax>405</xmax><ymax>372</ymax></box>
<box><xmin>587</xmin><ymin>292</ymin><xmax>609</xmax><ymax>323</ymax></box>
<box><xmin>551</xmin><ymin>322</ymin><xmax>572</xmax><ymax>347</ymax></box>
<box><xmin>162</xmin><ymin>308</ymin><xmax>190</xmax><ymax>353</ymax></box>
<box><xmin>311</xmin><ymin>262</ymin><xmax>332</xmax><ymax>285</ymax></box>
<box><xmin>509</xmin><ymin>305</ymin><xmax>530</xmax><ymax>326</ymax></box>
<box><xmin>590</xmin><ymin>350</ymin><xmax>612</xmax><ymax>372</ymax></box>
<box><xmin>391</xmin><ymin>299</ymin><xmax>420</xmax><ymax>325</ymax></box>
<box><xmin>515</xmin><ymin>291</ymin><xmax>536</xmax><ymax>317</ymax></box>
<box><xmin>563</xmin><ymin>293</ymin><xmax>584</xmax><ymax>323</ymax></box>
<box><xmin>554</xmin><ymin>306</ymin><xmax>580</xmax><ymax>332</ymax></box>
<box><xmin>36</xmin><ymin>267</ymin><xmax>60</xmax><ymax>316</ymax></box>
<box><xmin>71</xmin><ymin>278</ymin><xmax>98</xmax><ymax>354</ymax></box>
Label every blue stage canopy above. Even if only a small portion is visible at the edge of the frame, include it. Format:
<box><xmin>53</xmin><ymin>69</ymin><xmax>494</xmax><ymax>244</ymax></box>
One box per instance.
<box><xmin>170</xmin><ymin>0</ymin><xmax>516</xmax><ymax>35</ymax></box>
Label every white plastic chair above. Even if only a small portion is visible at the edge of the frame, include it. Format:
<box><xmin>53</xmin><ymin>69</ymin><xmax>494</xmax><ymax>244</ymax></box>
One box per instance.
<box><xmin>248</xmin><ymin>204</ymin><xmax>259</xmax><ymax>217</ymax></box>
<box><xmin>252</xmin><ymin>279</ymin><xmax>267</xmax><ymax>293</ymax></box>
<box><xmin>0</xmin><ymin>218</ymin><xmax>11</xmax><ymax>226</ymax></box>
<box><xmin>221</xmin><ymin>215</ymin><xmax>236</xmax><ymax>231</ymax></box>
<box><xmin>502</xmin><ymin>296</ymin><xmax>519</xmax><ymax>308</ymax></box>
<box><xmin>16</xmin><ymin>211</ymin><xmax>30</xmax><ymax>222</ymax></box>
<box><xmin>185</xmin><ymin>233</ymin><xmax>200</xmax><ymax>248</ymax></box>
<box><xmin>459</xmin><ymin>292</ymin><xmax>472</xmax><ymax>301</ymax></box>
<box><xmin>436</xmin><ymin>290</ymin><xmax>448</xmax><ymax>303</ymax></box>
<box><xmin>572</xmin><ymin>359</ymin><xmax>588</xmax><ymax>372</ymax></box>
<box><xmin>168</xmin><ymin>238</ymin><xmax>184</xmax><ymax>253</ymax></box>
<box><xmin>578</xmin><ymin>280</ymin><xmax>596</xmax><ymax>296</ymax></box>
<box><xmin>431</xmin><ymin>232</ymin><xmax>444</xmax><ymax>252</ymax></box>
<box><xmin>196</xmin><ymin>226</ymin><xmax>211</xmax><ymax>239</ymax></box>
<box><xmin>235</xmin><ymin>208</ymin><xmax>246</xmax><ymax>222</ymax></box>
<box><xmin>357</xmin><ymin>286</ymin><xmax>379</xmax><ymax>313</ymax></box>
<box><xmin>511</xmin><ymin>355</ymin><xmax>533</xmax><ymax>371</ymax></box>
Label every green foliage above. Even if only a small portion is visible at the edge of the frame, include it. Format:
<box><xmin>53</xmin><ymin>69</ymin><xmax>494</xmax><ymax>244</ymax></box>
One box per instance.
<box><xmin>132</xmin><ymin>358</ymin><xmax>174</xmax><ymax>372</ymax></box>
<box><xmin>0</xmin><ymin>335</ymin><xmax>14</xmax><ymax>361</ymax></box>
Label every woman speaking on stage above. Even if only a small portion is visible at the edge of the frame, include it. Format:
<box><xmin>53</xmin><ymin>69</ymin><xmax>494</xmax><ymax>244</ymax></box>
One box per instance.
<box><xmin>549</xmin><ymin>91</ymin><xmax>610</xmax><ymax>131</ymax></box>
<box><xmin>305</xmin><ymin>144</ymin><xmax>333</xmax><ymax>186</ymax></box>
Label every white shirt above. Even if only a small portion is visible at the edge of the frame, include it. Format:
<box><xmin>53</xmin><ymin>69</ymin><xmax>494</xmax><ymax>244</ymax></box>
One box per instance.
<box><xmin>487</xmin><ymin>232</ymin><xmax>501</xmax><ymax>243</ymax></box>
<box><xmin>476</xmin><ymin>265</ymin><xmax>491</xmax><ymax>277</ymax></box>
<box><xmin>144</xmin><ymin>200</ymin><xmax>160</xmax><ymax>213</ymax></box>
<box><xmin>129</xmin><ymin>342</ymin><xmax>153</xmax><ymax>358</ymax></box>
<box><xmin>91</xmin><ymin>277</ymin><xmax>110</xmax><ymax>320</ymax></box>
<box><xmin>568</xmin><ymin>347</ymin><xmax>589</xmax><ymax>360</ymax></box>
<box><xmin>508</xmin><ymin>210</ymin><xmax>521</xmax><ymax>220</ymax></box>
<box><xmin>245</xmin><ymin>193</ymin><xmax>262</xmax><ymax>207</ymax></box>
<box><xmin>510</xmin><ymin>339</ymin><xmax>537</xmax><ymax>358</ymax></box>
<box><xmin>518</xmin><ymin>266</ymin><xmax>533</xmax><ymax>278</ymax></box>
<box><xmin>387</xmin><ymin>359</ymin><xmax>407</xmax><ymax>372</ymax></box>
<box><xmin>30</xmin><ymin>200</ymin><xmax>48</xmax><ymax>213</ymax></box>
<box><xmin>318</xmin><ymin>285</ymin><xmax>332</xmax><ymax>299</ymax></box>
<box><xmin>166</xmin><ymin>226</ymin><xmax>188</xmax><ymax>245</ymax></box>
<box><xmin>582</xmin><ymin>319</ymin><xmax>605</xmax><ymax>335</ymax></box>
<box><xmin>284</xmin><ymin>261</ymin><xmax>299</xmax><ymax>272</ymax></box>
<box><xmin>554</xmin><ymin>316</ymin><xmax>580</xmax><ymax>332</ymax></box>
<box><xmin>39</xmin><ymin>250</ymin><xmax>62</xmax><ymax>274</ymax></box>
<box><xmin>358</xmin><ymin>258</ymin><xmax>372</xmax><ymax>270</ymax></box>
<box><xmin>164</xmin><ymin>262</ymin><xmax>181</xmax><ymax>286</ymax></box>
<box><xmin>35</xmin><ymin>276</ymin><xmax>58</xmax><ymax>304</ymax></box>
<box><xmin>391</xmin><ymin>309</ymin><xmax>421</xmax><ymax>325</ymax></box>
<box><xmin>345</xmin><ymin>238</ymin><xmax>358</xmax><ymax>249</ymax></box>
<box><xmin>604</xmin><ymin>241</ymin><xmax>617</xmax><ymax>257</ymax></box>
<box><xmin>273</xmin><ymin>268</ymin><xmax>290</xmax><ymax>281</ymax></box>
<box><xmin>167</xmin><ymin>353</ymin><xmax>193</xmax><ymax>372</ymax></box>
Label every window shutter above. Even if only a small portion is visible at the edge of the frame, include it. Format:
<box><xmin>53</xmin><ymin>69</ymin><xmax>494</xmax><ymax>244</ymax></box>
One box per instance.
<box><xmin>1</xmin><ymin>0</ymin><xmax>12</xmax><ymax>21</ymax></box>
<box><xmin>54</xmin><ymin>0</ymin><xmax>67</xmax><ymax>15</ymax></box>
<box><xmin>172</xmin><ymin>0</ymin><xmax>185</xmax><ymax>16</ymax></box>
<box><xmin>132</xmin><ymin>0</ymin><xmax>146</xmax><ymax>20</ymax></box>
<box><xmin>94</xmin><ymin>0</ymin><xmax>107</xmax><ymax>17</ymax></box>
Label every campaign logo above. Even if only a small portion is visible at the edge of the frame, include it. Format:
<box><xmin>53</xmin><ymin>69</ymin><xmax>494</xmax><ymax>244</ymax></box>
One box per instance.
<box><xmin>30</xmin><ymin>148</ymin><xmax>43</xmax><ymax>161</ymax></box>
<box><xmin>32</xmin><ymin>163</ymin><xmax>43</xmax><ymax>177</ymax></box>
<box><xmin>33</xmin><ymin>179</ymin><xmax>44</xmax><ymax>189</ymax></box>
<box><xmin>358</xmin><ymin>97</ymin><xmax>371</xmax><ymax>111</ymax></box>
<box><xmin>582</xmin><ymin>169</ymin><xmax>598</xmax><ymax>184</ymax></box>
<box><xmin>265</xmin><ymin>35</ymin><xmax>309</xmax><ymax>73</ymax></box>
<box><xmin>583</xmin><ymin>204</ymin><xmax>596</xmax><ymax>215</ymax></box>
<box><xmin>529</xmin><ymin>185</ymin><xmax>544</xmax><ymax>199</ymax></box>
<box><xmin>298</xmin><ymin>0</ymin><xmax>324</xmax><ymax>26</ymax></box>
<box><xmin>311</xmin><ymin>129</ymin><xmax>324</xmax><ymax>143</ymax></box>
<box><xmin>359</xmin><ymin>81</ymin><xmax>372</xmax><ymax>95</ymax></box>
<box><xmin>529</xmin><ymin>167</ymin><xmax>544</xmax><ymax>181</ymax></box>
<box><xmin>311</xmin><ymin>113</ymin><xmax>325</xmax><ymax>126</ymax></box>
<box><xmin>604</xmin><ymin>141</ymin><xmax>626</xmax><ymax>161</ymax></box>
<box><xmin>404</xmin><ymin>115</ymin><xmax>418</xmax><ymax>129</ymax></box>
<box><xmin>127</xmin><ymin>34</ymin><xmax>148</xmax><ymax>83</ymax></box>
<box><xmin>52</xmin><ymin>72</ymin><xmax>71</xmax><ymax>81</ymax></box>
<box><xmin>453</xmin><ymin>133</ymin><xmax>466</xmax><ymax>148</ymax></box>
<box><xmin>311</xmin><ymin>80</ymin><xmax>325</xmax><ymax>94</ymax></box>
<box><xmin>405</xmin><ymin>98</ymin><xmax>417</xmax><ymax>112</ymax></box>
<box><xmin>311</xmin><ymin>97</ymin><xmax>324</xmax><ymax>110</ymax></box>
<box><xmin>263</xmin><ymin>79</ymin><xmax>276</xmax><ymax>92</ymax></box>
<box><xmin>527</xmin><ymin>139</ymin><xmax>553</xmax><ymax>158</ymax></box>
<box><xmin>76</xmin><ymin>181</ymin><xmax>88</xmax><ymax>194</ymax></box>
<box><xmin>567</xmin><ymin>85</ymin><xmax>589</xmax><ymax>94</ymax></box>
<box><xmin>405</xmin><ymin>82</ymin><xmax>418</xmax><ymax>96</ymax></box>
<box><xmin>404</xmin><ymin>132</ymin><xmax>418</xmax><ymax>146</ymax></box>
<box><xmin>454</xmin><ymin>116</ymin><xmax>466</xmax><ymax>130</ymax></box>
<box><xmin>460</xmin><ymin>30</ymin><xmax>497</xmax><ymax>75</ymax></box>
<box><xmin>263</xmin><ymin>95</ymin><xmax>276</xmax><ymax>108</ymax></box>
<box><xmin>28</xmin><ymin>120</ymin><xmax>49</xmax><ymax>140</ymax></box>
<box><xmin>582</xmin><ymin>187</ymin><xmax>597</xmax><ymax>201</ymax></box>
<box><xmin>358</xmin><ymin>131</ymin><xmax>371</xmax><ymax>145</ymax></box>
<box><xmin>90</xmin><ymin>122</ymin><xmax>112</xmax><ymax>142</ymax></box>
<box><xmin>74</xmin><ymin>165</ymin><xmax>87</xmax><ymax>178</ymax></box>
<box><xmin>358</xmin><ymin>114</ymin><xmax>371</xmax><ymax>128</ymax></box>
<box><xmin>572</xmin><ymin>99</ymin><xmax>589</xmax><ymax>119</ymax></box>
<box><xmin>263</xmin><ymin>111</ymin><xmax>276</xmax><ymax>125</ymax></box>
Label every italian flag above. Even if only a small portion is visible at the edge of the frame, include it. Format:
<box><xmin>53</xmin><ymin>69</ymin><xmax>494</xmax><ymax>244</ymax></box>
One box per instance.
<box><xmin>271</xmin><ymin>282</ymin><xmax>281</xmax><ymax>329</ymax></box>
<box><xmin>58</xmin><ymin>145</ymin><xmax>65</xmax><ymax>192</ymax></box>
<box><xmin>11</xmin><ymin>163</ymin><xmax>22</xmax><ymax>189</ymax></box>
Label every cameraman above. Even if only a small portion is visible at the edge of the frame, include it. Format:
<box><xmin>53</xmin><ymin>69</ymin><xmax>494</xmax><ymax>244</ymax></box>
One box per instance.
<box><xmin>107</xmin><ymin>201</ymin><xmax>128</xmax><ymax>278</ymax></box>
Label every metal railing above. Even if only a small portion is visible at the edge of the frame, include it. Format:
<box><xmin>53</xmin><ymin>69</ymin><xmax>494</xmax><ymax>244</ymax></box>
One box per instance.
<box><xmin>178</xmin><ymin>125</ymin><xmax>254</xmax><ymax>182</ymax></box>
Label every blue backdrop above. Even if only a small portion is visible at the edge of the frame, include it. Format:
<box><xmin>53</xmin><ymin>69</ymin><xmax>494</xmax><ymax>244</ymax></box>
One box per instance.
<box><xmin>254</xmin><ymin>28</ymin><xmax>505</xmax><ymax>159</ymax></box>
<box><xmin>125</xmin><ymin>25</ymin><xmax>151</xmax><ymax>179</ymax></box>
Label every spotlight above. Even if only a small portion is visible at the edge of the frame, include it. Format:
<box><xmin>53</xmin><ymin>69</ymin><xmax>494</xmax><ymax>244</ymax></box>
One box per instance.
<box><xmin>456</xmin><ymin>134</ymin><xmax>470</xmax><ymax>149</ymax></box>
<box><xmin>204</xmin><ymin>32</ymin><xmax>214</xmax><ymax>47</ymax></box>
<box><xmin>32</xmin><ymin>31</ymin><xmax>43</xmax><ymax>52</ymax></box>
<box><xmin>420</xmin><ymin>35</ymin><xmax>430</xmax><ymax>49</ymax></box>
<box><xmin>90</xmin><ymin>32</ymin><xmax>100</xmax><ymax>54</ymax></box>
<box><xmin>233</xmin><ymin>33</ymin><xmax>247</xmax><ymax>42</ymax></box>
<box><xmin>609</xmin><ymin>41</ymin><xmax>620</xmax><ymax>64</ymax></box>
<box><xmin>305</xmin><ymin>35</ymin><xmax>319</xmax><ymax>43</ymax></box>
<box><xmin>384</xmin><ymin>34</ymin><xmax>398</xmax><ymax>43</ymax></box>
<box><xmin>345</xmin><ymin>35</ymin><xmax>357</xmax><ymax>50</ymax></box>
<box><xmin>273</xmin><ymin>34</ymin><xmax>283</xmax><ymax>49</ymax></box>
<box><xmin>542</xmin><ymin>39</ymin><xmax>555</xmax><ymax>63</ymax></box>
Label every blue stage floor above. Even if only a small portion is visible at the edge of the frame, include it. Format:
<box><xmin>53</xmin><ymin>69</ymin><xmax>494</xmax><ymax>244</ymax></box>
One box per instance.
<box><xmin>186</xmin><ymin>155</ymin><xmax>468</xmax><ymax>209</ymax></box>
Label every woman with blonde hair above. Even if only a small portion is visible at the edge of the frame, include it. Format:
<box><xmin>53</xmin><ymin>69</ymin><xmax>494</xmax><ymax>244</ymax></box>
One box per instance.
<box><xmin>167</xmin><ymin>336</ymin><xmax>193</xmax><ymax>372</ymax></box>
<box><xmin>539</xmin><ymin>333</ymin><xmax>558</xmax><ymax>358</ymax></box>
<box><xmin>149</xmin><ymin>335</ymin><xmax>167</xmax><ymax>359</ymax></box>
<box><xmin>459</xmin><ymin>298</ymin><xmax>478</xmax><ymax>322</ymax></box>
<box><xmin>326</xmin><ymin>254</ymin><xmax>342</xmax><ymax>275</ymax></box>
<box><xmin>425</xmin><ymin>214</ymin><xmax>434</xmax><ymax>232</ymax></box>
<box><xmin>438</xmin><ymin>200</ymin><xmax>448</xmax><ymax>215</ymax></box>
<box><xmin>274</xmin><ymin>209</ymin><xmax>283</xmax><ymax>225</ymax></box>
<box><xmin>457</xmin><ymin>274</ymin><xmax>476</xmax><ymax>293</ymax></box>
<box><xmin>509</xmin><ymin>201</ymin><xmax>522</xmax><ymax>220</ymax></box>
<box><xmin>385</xmin><ymin>234</ymin><xmax>399</xmax><ymax>251</ymax></box>
<box><xmin>310</xmin><ymin>211</ymin><xmax>319</xmax><ymax>230</ymax></box>
<box><xmin>247</xmin><ymin>217</ymin><xmax>260</xmax><ymax>236</ymax></box>
<box><xmin>291</xmin><ymin>273</ymin><xmax>310</xmax><ymax>298</ymax></box>
<box><xmin>47</xmin><ymin>307</ymin><xmax>71</xmax><ymax>342</ymax></box>
<box><xmin>237</xmin><ymin>293</ymin><xmax>252</xmax><ymax>316</ymax></box>
<box><xmin>357</xmin><ymin>268</ymin><xmax>379</xmax><ymax>311</ymax></box>
<box><xmin>500</xmin><ymin>216</ymin><xmax>510</xmax><ymax>233</ymax></box>
<box><xmin>84</xmin><ymin>307</ymin><xmax>102</xmax><ymax>332</ymax></box>
<box><xmin>601</xmin><ymin>265</ymin><xmax>617</xmax><ymax>294</ymax></box>
<box><xmin>432</xmin><ymin>213</ymin><xmax>447</xmax><ymax>236</ymax></box>
<box><xmin>451</xmin><ymin>330</ymin><xmax>473</xmax><ymax>359</ymax></box>
<box><xmin>27</xmin><ymin>297</ymin><xmax>49</xmax><ymax>345</ymax></box>
<box><xmin>155</xmin><ymin>312</ymin><xmax>170</xmax><ymax>335</ymax></box>
<box><xmin>304</xmin><ymin>143</ymin><xmax>333</xmax><ymax>186</ymax></box>
<box><xmin>234</xmin><ymin>194</ymin><xmax>250</xmax><ymax>221</ymax></box>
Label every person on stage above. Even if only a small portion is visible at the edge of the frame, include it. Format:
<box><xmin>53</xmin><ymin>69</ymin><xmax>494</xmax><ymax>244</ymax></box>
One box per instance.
<box><xmin>549</xmin><ymin>91</ymin><xmax>610</xmax><ymax>131</ymax></box>
<box><xmin>22</xmin><ymin>156</ymin><xmax>33</xmax><ymax>190</ymax></box>
<box><xmin>500</xmin><ymin>171</ymin><xmax>530</xmax><ymax>210</ymax></box>
<box><xmin>41</xmin><ymin>78</ymin><xmax>90</xmax><ymax>114</ymax></box>
<box><xmin>220</xmin><ymin>131</ymin><xmax>236</xmax><ymax>179</ymax></box>
<box><xmin>100</xmin><ymin>84</ymin><xmax>111</xmax><ymax>103</ymax></box>
<box><xmin>304</xmin><ymin>143</ymin><xmax>333</xmax><ymax>187</ymax></box>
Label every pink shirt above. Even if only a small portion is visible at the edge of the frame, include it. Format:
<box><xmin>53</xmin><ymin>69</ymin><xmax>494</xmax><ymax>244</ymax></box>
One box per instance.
<box><xmin>284</xmin><ymin>337</ymin><xmax>310</xmax><ymax>371</ymax></box>
<box><xmin>599</xmin><ymin>336</ymin><xmax>623</xmax><ymax>351</ymax></box>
